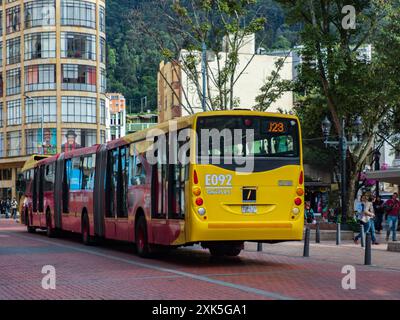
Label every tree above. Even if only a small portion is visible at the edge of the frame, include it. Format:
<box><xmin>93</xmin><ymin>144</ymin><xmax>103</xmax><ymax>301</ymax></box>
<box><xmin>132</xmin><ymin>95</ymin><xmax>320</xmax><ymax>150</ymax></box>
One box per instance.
<box><xmin>133</xmin><ymin>0</ymin><xmax>266</xmax><ymax>112</ymax></box>
<box><xmin>276</xmin><ymin>0</ymin><xmax>400</xmax><ymax>218</ymax></box>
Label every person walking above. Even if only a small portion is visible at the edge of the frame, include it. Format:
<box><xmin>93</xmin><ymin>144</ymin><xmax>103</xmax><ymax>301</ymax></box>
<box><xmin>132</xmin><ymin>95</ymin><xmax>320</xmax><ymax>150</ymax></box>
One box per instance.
<box><xmin>5</xmin><ymin>198</ymin><xmax>11</xmax><ymax>218</ymax></box>
<box><xmin>373</xmin><ymin>196</ymin><xmax>385</xmax><ymax>234</ymax></box>
<box><xmin>384</xmin><ymin>193</ymin><xmax>400</xmax><ymax>242</ymax></box>
<box><xmin>305</xmin><ymin>201</ymin><xmax>315</xmax><ymax>224</ymax></box>
<box><xmin>354</xmin><ymin>194</ymin><xmax>379</xmax><ymax>245</ymax></box>
<box><xmin>11</xmin><ymin>197</ymin><xmax>18</xmax><ymax>220</ymax></box>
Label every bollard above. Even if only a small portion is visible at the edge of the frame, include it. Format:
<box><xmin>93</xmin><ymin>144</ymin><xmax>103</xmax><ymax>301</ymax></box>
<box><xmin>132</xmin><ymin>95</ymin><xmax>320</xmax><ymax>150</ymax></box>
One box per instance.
<box><xmin>336</xmin><ymin>223</ymin><xmax>341</xmax><ymax>246</ymax></box>
<box><xmin>316</xmin><ymin>222</ymin><xmax>321</xmax><ymax>244</ymax></box>
<box><xmin>365</xmin><ymin>233</ymin><xmax>372</xmax><ymax>265</ymax></box>
<box><xmin>360</xmin><ymin>224</ymin><xmax>365</xmax><ymax>248</ymax></box>
<box><xmin>257</xmin><ymin>242</ymin><xmax>263</xmax><ymax>252</ymax></box>
<box><xmin>303</xmin><ymin>228</ymin><xmax>310</xmax><ymax>257</ymax></box>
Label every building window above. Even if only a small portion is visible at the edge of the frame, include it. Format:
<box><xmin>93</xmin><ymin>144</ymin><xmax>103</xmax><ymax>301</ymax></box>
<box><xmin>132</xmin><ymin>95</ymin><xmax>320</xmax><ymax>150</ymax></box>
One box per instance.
<box><xmin>6</xmin><ymin>68</ymin><xmax>21</xmax><ymax>96</ymax></box>
<box><xmin>25</xmin><ymin>64</ymin><xmax>56</xmax><ymax>92</ymax></box>
<box><xmin>0</xmin><ymin>11</ymin><xmax>3</xmax><ymax>36</ymax></box>
<box><xmin>7</xmin><ymin>131</ymin><xmax>21</xmax><ymax>156</ymax></box>
<box><xmin>26</xmin><ymin>128</ymin><xmax>57</xmax><ymax>155</ymax></box>
<box><xmin>99</xmin><ymin>6</ymin><xmax>105</xmax><ymax>33</ymax></box>
<box><xmin>25</xmin><ymin>0</ymin><xmax>56</xmax><ymax>29</ymax></box>
<box><xmin>6</xmin><ymin>37</ymin><xmax>20</xmax><ymax>65</ymax></box>
<box><xmin>61</xmin><ymin>128</ymin><xmax>96</xmax><ymax>152</ymax></box>
<box><xmin>61</xmin><ymin>32</ymin><xmax>96</xmax><ymax>60</ymax></box>
<box><xmin>24</xmin><ymin>33</ymin><xmax>56</xmax><ymax>60</ymax></box>
<box><xmin>61</xmin><ymin>0</ymin><xmax>96</xmax><ymax>29</ymax></box>
<box><xmin>7</xmin><ymin>99</ymin><xmax>21</xmax><ymax>126</ymax></box>
<box><xmin>0</xmin><ymin>42</ymin><xmax>2</xmax><ymax>65</ymax></box>
<box><xmin>25</xmin><ymin>96</ymin><xmax>57</xmax><ymax>124</ymax></box>
<box><xmin>62</xmin><ymin>64</ymin><xmax>96</xmax><ymax>92</ymax></box>
<box><xmin>0</xmin><ymin>102</ymin><xmax>3</xmax><ymax>127</ymax></box>
<box><xmin>0</xmin><ymin>169</ymin><xmax>12</xmax><ymax>181</ymax></box>
<box><xmin>100</xmin><ymin>99</ymin><xmax>105</xmax><ymax>125</ymax></box>
<box><xmin>100</xmin><ymin>37</ymin><xmax>106</xmax><ymax>63</ymax></box>
<box><xmin>0</xmin><ymin>134</ymin><xmax>3</xmax><ymax>158</ymax></box>
<box><xmin>0</xmin><ymin>74</ymin><xmax>3</xmax><ymax>97</ymax></box>
<box><xmin>6</xmin><ymin>6</ymin><xmax>20</xmax><ymax>34</ymax></box>
<box><xmin>61</xmin><ymin>96</ymin><xmax>96</xmax><ymax>123</ymax></box>
<box><xmin>100</xmin><ymin>68</ymin><xmax>107</xmax><ymax>93</ymax></box>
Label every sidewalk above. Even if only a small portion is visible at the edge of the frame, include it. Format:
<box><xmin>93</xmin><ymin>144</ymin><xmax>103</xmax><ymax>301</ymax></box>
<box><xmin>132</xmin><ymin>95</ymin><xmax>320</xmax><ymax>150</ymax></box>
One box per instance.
<box><xmin>245</xmin><ymin>232</ymin><xmax>400</xmax><ymax>271</ymax></box>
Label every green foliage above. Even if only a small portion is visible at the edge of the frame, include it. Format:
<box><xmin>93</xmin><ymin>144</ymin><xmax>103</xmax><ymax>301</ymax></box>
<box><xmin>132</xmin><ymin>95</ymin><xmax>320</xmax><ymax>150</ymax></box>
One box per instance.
<box><xmin>106</xmin><ymin>0</ymin><xmax>299</xmax><ymax>112</ymax></box>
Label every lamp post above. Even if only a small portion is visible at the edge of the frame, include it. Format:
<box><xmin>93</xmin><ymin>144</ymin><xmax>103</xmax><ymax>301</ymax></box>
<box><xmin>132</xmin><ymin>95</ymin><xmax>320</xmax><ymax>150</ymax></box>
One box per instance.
<box><xmin>201</xmin><ymin>41</ymin><xmax>207</xmax><ymax>112</ymax></box>
<box><xmin>322</xmin><ymin>116</ymin><xmax>363</xmax><ymax>223</ymax></box>
<box><xmin>374</xmin><ymin>149</ymin><xmax>381</xmax><ymax>197</ymax></box>
<box><xmin>25</xmin><ymin>94</ymin><xmax>44</xmax><ymax>154</ymax></box>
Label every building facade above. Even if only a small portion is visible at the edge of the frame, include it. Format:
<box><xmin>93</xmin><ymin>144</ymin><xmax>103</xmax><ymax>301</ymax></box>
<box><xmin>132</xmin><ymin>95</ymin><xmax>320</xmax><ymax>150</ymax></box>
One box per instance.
<box><xmin>158</xmin><ymin>34</ymin><xmax>294</xmax><ymax>122</ymax></box>
<box><xmin>106</xmin><ymin>93</ymin><xmax>126</xmax><ymax>140</ymax></box>
<box><xmin>0</xmin><ymin>0</ymin><xmax>106</xmax><ymax>199</ymax></box>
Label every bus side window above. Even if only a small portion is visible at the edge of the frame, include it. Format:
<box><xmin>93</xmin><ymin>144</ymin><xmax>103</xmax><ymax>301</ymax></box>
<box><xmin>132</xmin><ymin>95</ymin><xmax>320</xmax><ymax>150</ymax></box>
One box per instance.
<box><xmin>82</xmin><ymin>154</ymin><xmax>96</xmax><ymax>191</ymax></box>
<box><xmin>63</xmin><ymin>159</ymin><xmax>71</xmax><ymax>213</ymax></box>
<box><xmin>69</xmin><ymin>157</ymin><xmax>83</xmax><ymax>191</ymax></box>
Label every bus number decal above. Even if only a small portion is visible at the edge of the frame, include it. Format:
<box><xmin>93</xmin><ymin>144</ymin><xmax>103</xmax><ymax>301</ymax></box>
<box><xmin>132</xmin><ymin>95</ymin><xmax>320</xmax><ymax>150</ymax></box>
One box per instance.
<box><xmin>205</xmin><ymin>174</ymin><xmax>233</xmax><ymax>187</ymax></box>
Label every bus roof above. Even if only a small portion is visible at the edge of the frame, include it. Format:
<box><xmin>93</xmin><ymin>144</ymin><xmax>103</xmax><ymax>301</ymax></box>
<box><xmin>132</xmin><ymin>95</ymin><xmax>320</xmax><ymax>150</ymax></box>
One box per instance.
<box><xmin>21</xmin><ymin>155</ymin><xmax>53</xmax><ymax>172</ymax></box>
<box><xmin>121</xmin><ymin>110</ymin><xmax>299</xmax><ymax>145</ymax></box>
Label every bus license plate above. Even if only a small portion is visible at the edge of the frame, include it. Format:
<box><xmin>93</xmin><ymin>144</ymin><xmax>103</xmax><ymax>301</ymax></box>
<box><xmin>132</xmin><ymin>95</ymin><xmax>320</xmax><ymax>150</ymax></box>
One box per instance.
<box><xmin>242</xmin><ymin>205</ymin><xmax>257</xmax><ymax>214</ymax></box>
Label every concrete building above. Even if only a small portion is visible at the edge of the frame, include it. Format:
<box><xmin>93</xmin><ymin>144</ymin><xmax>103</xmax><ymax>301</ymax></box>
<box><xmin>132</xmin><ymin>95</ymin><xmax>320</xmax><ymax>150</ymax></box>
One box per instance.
<box><xmin>126</xmin><ymin>112</ymin><xmax>158</xmax><ymax>134</ymax></box>
<box><xmin>0</xmin><ymin>0</ymin><xmax>107</xmax><ymax>199</ymax></box>
<box><xmin>106</xmin><ymin>93</ymin><xmax>126</xmax><ymax>140</ymax></box>
<box><xmin>158</xmin><ymin>34</ymin><xmax>294</xmax><ymax>122</ymax></box>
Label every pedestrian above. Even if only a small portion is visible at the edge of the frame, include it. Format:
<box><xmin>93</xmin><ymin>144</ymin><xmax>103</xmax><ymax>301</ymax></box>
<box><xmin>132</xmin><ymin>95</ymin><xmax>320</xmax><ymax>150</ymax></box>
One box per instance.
<box><xmin>11</xmin><ymin>197</ymin><xmax>18</xmax><ymax>220</ymax></box>
<box><xmin>354</xmin><ymin>194</ymin><xmax>379</xmax><ymax>245</ymax></box>
<box><xmin>373</xmin><ymin>196</ymin><xmax>385</xmax><ymax>233</ymax></box>
<box><xmin>5</xmin><ymin>198</ymin><xmax>11</xmax><ymax>218</ymax></box>
<box><xmin>384</xmin><ymin>192</ymin><xmax>400</xmax><ymax>242</ymax></box>
<box><xmin>305</xmin><ymin>201</ymin><xmax>315</xmax><ymax>224</ymax></box>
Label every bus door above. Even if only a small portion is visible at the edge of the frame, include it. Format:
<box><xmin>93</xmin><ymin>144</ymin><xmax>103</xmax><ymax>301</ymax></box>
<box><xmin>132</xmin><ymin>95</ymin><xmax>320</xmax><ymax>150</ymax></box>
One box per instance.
<box><xmin>38</xmin><ymin>166</ymin><xmax>45</xmax><ymax>227</ymax></box>
<box><xmin>105</xmin><ymin>147</ymin><xmax>128</xmax><ymax>240</ymax></box>
<box><xmin>69</xmin><ymin>157</ymin><xmax>83</xmax><ymax>232</ymax></box>
<box><xmin>32</xmin><ymin>168</ymin><xmax>38</xmax><ymax>226</ymax></box>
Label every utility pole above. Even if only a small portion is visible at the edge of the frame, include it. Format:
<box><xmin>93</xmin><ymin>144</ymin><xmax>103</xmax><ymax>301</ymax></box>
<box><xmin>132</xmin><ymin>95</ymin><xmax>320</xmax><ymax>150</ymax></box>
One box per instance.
<box><xmin>201</xmin><ymin>41</ymin><xmax>207</xmax><ymax>112</ymax></box>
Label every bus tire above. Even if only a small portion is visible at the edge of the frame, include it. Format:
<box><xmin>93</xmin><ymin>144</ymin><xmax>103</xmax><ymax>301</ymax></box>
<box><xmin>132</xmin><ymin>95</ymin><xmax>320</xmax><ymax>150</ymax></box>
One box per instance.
<box><xmin>81</xmin><ymin>213</ymin><xmax>91</xmax><ymax>246</ymax></box>
<box><xmin>26</xmin><ymin>211</ymin><xmax>35</xmax><ymax>234</ymax></box>
<box><xmin>135</xmin><ymin>216</ymin><xmax>151</xmax><ymax>258</ymax></box>
<box><xmin>225</xmin><ymin>247</ymin><xmax>242</xmax><ymax>257</ymax></box>
<box><xmin>209</xmin><ymin>246</ymin><xmax>225</xmax><ymax>257</ymax></box>
<box><xmin>46</xmin><ymin>210</ymin><xmax>56</xmax><ymax>238</ymax></box>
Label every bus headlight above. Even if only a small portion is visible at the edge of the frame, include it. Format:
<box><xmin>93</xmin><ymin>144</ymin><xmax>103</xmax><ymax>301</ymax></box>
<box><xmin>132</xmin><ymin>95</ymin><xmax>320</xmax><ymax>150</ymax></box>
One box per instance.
<box><xmin>198</xmin><ymin>207</ymin><xmax>206</xmax><ymax>216</ymax></box>
<box><xmin>292</xmin><ymin>208</ymin><xmax>300</xmax><ymax>215</ymax></box>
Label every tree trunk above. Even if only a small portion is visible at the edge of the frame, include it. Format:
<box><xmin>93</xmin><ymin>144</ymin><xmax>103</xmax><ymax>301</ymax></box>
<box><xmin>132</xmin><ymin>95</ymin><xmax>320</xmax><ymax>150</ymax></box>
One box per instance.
<box><xmin>346</xmin><ymin>170</ymin><xmax>359</xmax><ymax>220</ymax></box>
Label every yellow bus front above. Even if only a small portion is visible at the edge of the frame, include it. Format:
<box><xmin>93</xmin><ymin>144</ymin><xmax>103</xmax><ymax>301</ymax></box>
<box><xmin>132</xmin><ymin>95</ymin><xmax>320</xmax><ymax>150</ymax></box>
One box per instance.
<box><xmin>187</xmin><ymin>111</ymin><xmax>304</xmax><ymax>243</ymax></box>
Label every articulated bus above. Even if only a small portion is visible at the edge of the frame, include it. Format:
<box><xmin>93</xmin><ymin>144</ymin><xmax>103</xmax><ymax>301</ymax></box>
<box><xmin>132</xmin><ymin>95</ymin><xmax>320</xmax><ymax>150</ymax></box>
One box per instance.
<box><xmin>20</xmin><ymin>111</ymin><xmax>304</xmax><ymax>257</ymax></box>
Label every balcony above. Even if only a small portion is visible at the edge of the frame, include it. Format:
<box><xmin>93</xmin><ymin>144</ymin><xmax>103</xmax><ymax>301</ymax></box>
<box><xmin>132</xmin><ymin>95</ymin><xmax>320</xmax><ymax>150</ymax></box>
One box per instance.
<box><xmin>127</xmin><ymin>123</ymin><xmax>157</xmax><ymax>133</ymax></box>
<box><xmin>393</xmin><ymin>159</ymin><xmax>400</xmax><ymax>168</ymax></box>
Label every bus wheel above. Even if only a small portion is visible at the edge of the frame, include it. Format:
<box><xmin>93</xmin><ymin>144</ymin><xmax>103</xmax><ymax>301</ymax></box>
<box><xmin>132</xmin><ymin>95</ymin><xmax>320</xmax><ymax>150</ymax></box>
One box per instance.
<box><xmin>209</xmin><ymin>246</ymin><xmax>225</xmax><ymax>257</ymax></box>
<box><xmin>46</xmin><ymin>211</ymin><xmax>55</xmax><ymax>238</ymax></box>
<box><xmin>81</xmin><ymin>214</ymin><xmax>91</xmax><ymax>246</ymax></box>
<box><xmin>225</xmin><ymin>247</ymin><xmax>242</xmax><ymax>257</ymax></box>
<box><xmin>135</xmin><ymin>216</ymin><xmax>151</xmax><ymax>258</ymax></box>
<box><xmin>26</xmin><ymin>212</ymin><xmax>35</xmax><ymax>234</ymax></box>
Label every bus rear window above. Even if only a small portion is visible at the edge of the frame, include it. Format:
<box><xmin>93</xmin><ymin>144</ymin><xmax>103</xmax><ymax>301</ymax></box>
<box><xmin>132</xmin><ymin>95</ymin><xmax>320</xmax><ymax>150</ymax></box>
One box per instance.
<box><xmin>196</xmin><ymin>116</ymin><xmax>300</xmax><ymax>159</ymax></box>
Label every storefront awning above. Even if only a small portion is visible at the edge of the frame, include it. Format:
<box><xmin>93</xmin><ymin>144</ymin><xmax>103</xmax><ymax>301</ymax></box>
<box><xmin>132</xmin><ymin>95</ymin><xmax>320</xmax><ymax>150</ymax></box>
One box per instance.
<box><xmin>366</xmin><ymin>169</ymin><xmax>400</xmax><ymax>185</ymax></box>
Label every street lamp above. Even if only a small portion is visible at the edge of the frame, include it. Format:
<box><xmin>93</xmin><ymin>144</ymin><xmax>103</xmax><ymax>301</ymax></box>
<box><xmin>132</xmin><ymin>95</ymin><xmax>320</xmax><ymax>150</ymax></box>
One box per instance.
<box><xmin>24</xmin><ymin>94</ymin><xmax>44</xmax><ymax>154</ymax></box>
<box><xmin>373</xmin><ymin>149</ymin><xmax>381</xmax><ymax>197</ymax></box>
<box><xmin>322</xmin><ymin>116</ymin><xmax>364</xmax><ymax>223</ymax></box>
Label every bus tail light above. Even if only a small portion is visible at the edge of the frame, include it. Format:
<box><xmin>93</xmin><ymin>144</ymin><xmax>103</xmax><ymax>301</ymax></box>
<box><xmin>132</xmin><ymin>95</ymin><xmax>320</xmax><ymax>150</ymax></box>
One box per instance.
<box><xmin>292</xmin><ymin>208</ymin><xmax>300</xmax><ymax>215</ymax></box>
<box><xmin>193</xmin><ymin>170</ymin><xmax>199</xmax><ymax>184</ymax></box>
<box><xmin>299</xmin><ymin>170</ymin><xmax>304</xmax><ymax>185</ymax></box>
<box><xmin>193</xmin><ymin>187</ymin><xmax>201</xmax><ymax>196</ymax></box>
<box><xmin>198</xmin><ymin>207</ymin><xmax>206</xmax><ymax>216</ymax></box>
<box><xmin>296</xmin><ymin>188</ymin><xmax>304</xmax><ymax>196</ymax></box>
<box><xmin>196</xmin><ymin>198</ymin><xmax>204</xmax><ymax>206</ymax></box>
<box><xmin>294</xmin><ymin>198</ymin><xmax>302</xmax><ymax>206</ymax></box>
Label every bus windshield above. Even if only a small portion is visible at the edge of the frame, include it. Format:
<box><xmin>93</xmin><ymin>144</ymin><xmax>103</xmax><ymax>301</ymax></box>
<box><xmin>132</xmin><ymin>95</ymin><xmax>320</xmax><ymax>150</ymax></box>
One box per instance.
<box><xmin>196</xmin><ymin>116</ymin><xmax>300</xmax><ymax>161</ymax></box>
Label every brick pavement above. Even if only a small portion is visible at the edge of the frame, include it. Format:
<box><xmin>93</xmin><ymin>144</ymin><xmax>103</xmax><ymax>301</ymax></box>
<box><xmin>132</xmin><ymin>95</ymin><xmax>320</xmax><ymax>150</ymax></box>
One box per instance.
<box><xmin>1</xmin><ymin>219</ymin><xmax>399</xmax><ymax>300</ymax></box>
